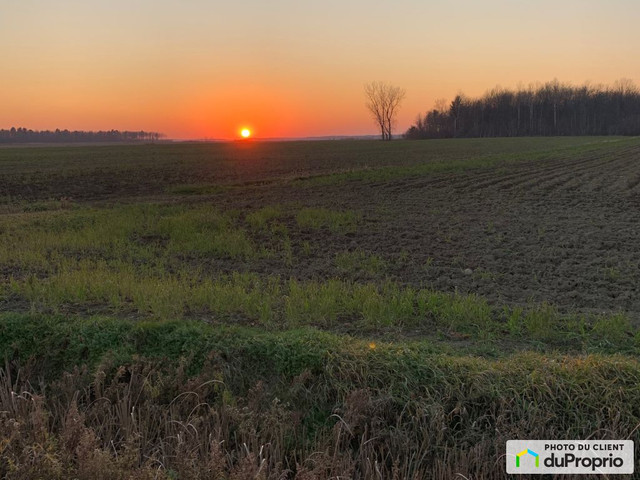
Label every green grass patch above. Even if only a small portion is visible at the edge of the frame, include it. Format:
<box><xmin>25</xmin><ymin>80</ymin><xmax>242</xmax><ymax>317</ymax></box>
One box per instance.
<box><xmin>296</xmin><ymin>207</ymin><xmax>359</xmax><ymax>233</ymax></box>
<box><xmin>335</xmin><ymin>250</ymin><xmax>387</xmax><ymax>276</ymax></box>
<box><xmin>0</xmin><ymin>203</ymin><xmax>259</xmax><ymax>272</ymax></box>
<box><xmin>9</xmin><ymin>265</ymin><xmax>640</xmax><ymax>353</ymax></box>
<box><xmin>245</xmin><ymin>205</ymin><xmax>284</xmax><ymax>230</ymax></box>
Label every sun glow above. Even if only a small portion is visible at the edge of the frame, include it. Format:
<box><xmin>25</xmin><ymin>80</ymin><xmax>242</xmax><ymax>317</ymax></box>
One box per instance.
<box><xmin>240</xmin><ymin>128</ymin><xmax>251</xmax><ymax>138</ymax></box>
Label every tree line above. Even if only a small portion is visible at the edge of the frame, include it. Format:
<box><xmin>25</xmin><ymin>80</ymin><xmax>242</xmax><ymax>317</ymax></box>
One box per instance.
<box><xmin>405</xmin><ymin>79</ymin><xmax>640</xmax><ymax>139</ymax></box>
<box><xmin>0</xmin><ymin>127</ymin><xmax>165</xmax><ymax>144</ymax></box>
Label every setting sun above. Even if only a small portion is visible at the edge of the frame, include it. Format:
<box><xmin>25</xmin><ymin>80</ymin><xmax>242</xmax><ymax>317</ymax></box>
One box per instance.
<box><xmin>240</xmin><ymin>128</ymin><xmax>251</xmax><ymax>138</ymax></box>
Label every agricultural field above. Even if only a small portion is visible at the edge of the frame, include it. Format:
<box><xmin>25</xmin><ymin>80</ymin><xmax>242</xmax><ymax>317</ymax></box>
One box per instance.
<box><xmin>1</xmin><ymin>137</ymin><xmax>640</xmax><ymax>479</ymax></box>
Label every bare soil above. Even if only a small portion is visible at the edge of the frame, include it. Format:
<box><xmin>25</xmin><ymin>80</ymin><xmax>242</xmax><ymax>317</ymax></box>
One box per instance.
<box><xmin>3</xmin><ymin>139</ymin><xmax>639</xmax><ymax>320</ymax></box>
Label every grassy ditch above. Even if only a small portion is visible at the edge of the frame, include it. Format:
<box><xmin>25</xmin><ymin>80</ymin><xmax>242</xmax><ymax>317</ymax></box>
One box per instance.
<box><xmin>1</xmin><ymin>313</ymin><xmax>639</xmax><ymax>479</ymax></box>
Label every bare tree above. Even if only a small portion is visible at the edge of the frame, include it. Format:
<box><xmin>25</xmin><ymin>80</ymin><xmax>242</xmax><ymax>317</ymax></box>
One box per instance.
<box><xmin>364</xmin><ymin>81</ymin><xmax>406</xmax><ymax>140</ymax></box>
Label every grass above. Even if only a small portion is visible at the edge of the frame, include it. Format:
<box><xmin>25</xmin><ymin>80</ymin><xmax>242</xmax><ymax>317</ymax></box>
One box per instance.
<box><xmin>2</xmin><ymin>158</ymin><xmax>639</xmax><ymax>352</ymax></box>
<box><xmin>3</xmin><ymin>137</ymin><xmax>640</xmax><ymax>478</ymax></box>
<box><xmin>1</xmin><ymin>313</ymin><xmax>639</xmax><ymax>479</ymax></box>
<box><xmin>295</xmin><ymin>207</ymin><xmax>360</xmax><ymax>233</ymax></box>
<box><xmin>335</xmin><ymin>249</ymin><xmax>386</xmax><ymax>276</ymax></box>
<box><xmin>245</xmin><ymin>205</ymin><xmax>284</xmax><ymax>230</ymax></box>
<box><xmin>0</xmin><ymin>202</ymin><xmax>365</xmax><ymax>275</ymax></box>
<box><xmin>0</xmin><ymin>204</ymin><xmax>265</xmax><ymax>272</ymax></box>
<box><xmin>9</xmin><ymin>263</ymin><xmax>640</xmax><ymax>353</ymax></box>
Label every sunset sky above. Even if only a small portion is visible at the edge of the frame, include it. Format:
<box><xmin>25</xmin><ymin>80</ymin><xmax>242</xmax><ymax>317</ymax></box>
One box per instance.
<box><xmin>2</xmin><ymin>0</ymin><xmax>640</xmax><ymax>140</ymax></box>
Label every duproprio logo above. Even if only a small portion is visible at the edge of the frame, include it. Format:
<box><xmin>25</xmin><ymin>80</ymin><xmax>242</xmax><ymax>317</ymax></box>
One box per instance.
<box><xmin>516</xmin><ymin>449</ymin><xmax>539</xmax><ymax>468</ymax></box>
<box><xmin>507</xmin><ymin>440</ymin><xmax>634</xmax><ymax>474</ymax></box>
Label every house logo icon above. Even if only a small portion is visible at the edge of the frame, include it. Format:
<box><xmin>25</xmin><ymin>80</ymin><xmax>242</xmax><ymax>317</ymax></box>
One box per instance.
<box><xmin>516</xmin><ymin>449</ymin><xmax>539</xmax><ymax>468</ymax></box>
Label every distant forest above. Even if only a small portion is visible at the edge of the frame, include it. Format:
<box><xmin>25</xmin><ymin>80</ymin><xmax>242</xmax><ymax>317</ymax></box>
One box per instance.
<box><xmin>405</xmin><ymin>79</ymin><xmax>640</xmax><ymax>139</ymax></box>
<box><xmin>0</xmin><ymin>128</ymin><xmax>165</xmax><ymax>144</ymax></box>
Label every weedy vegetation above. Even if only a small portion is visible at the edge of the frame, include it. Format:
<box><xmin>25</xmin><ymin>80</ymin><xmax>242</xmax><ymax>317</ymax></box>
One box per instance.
<box><xmin>1</xmin><ymin>137</ymin><xmax>640</xmax><ymax>479</ymax></box>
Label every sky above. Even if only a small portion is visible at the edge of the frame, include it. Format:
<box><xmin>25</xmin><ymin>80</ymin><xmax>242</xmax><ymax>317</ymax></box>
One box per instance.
<box><xmin>2</xmin><ymin>0</ymin><xmax>640</xmax><ymax>140</ymax></box>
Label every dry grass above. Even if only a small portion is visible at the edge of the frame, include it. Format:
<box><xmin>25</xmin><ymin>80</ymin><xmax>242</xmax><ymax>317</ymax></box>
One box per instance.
<box><xmin>1</xmin><ymin>315</ymin><xmax>639</xmax><ymax>479</ymax></box>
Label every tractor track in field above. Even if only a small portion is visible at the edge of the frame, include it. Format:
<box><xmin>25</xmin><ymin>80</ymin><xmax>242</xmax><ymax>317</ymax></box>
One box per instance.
<box><xmin>461</xmin><ymin>147</ymin><xmax>634</xmax><ymax>195</ymax></box>
<box><xmin>449</xmin><ymin>148</ymin><xmax>610</xmax><ymax>191</ymax></box>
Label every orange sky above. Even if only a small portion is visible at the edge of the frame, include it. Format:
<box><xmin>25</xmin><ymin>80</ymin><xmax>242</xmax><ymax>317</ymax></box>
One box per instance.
<box><xmin>2</xmin><ymin>0</ymin><xmax>640</xmax><ymax>140</ymax></box>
